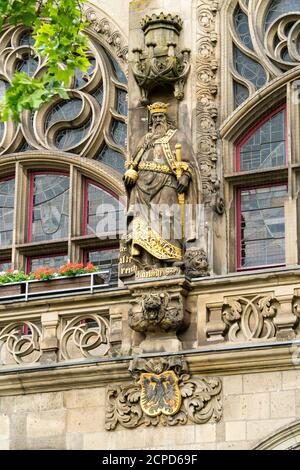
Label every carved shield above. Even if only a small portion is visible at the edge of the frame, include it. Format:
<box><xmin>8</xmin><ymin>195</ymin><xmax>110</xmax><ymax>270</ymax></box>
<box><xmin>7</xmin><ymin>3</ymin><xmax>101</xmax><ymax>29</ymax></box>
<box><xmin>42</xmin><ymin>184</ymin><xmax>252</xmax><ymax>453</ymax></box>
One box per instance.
<box><xmin>139</xmin><ymin>370</ymin><xmax>182</xmax><ymax>417</ymax></box>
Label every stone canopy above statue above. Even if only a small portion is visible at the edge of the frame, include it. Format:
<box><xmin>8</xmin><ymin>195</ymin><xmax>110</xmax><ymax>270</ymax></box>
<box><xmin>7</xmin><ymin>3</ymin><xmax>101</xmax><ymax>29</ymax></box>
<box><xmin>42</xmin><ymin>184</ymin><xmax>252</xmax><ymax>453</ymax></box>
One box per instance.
<box><xmin>132</xmin><ymin>12</ymin><xmax>190</xmax><ymax>105</ymax></box>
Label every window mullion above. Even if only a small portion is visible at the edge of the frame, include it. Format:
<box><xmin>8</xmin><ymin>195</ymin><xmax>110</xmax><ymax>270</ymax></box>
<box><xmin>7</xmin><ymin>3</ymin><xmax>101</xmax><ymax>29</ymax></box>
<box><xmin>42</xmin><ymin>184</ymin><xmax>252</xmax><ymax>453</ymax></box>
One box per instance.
<box><xmin>12</xmin><ymin>163</ymin><xmax>27</xmax><ymax>270</ymax></box>
<box><xmin>69</xmin><ymin>165</ymin><xmax>82</xmax><ymax>263</ymax></box>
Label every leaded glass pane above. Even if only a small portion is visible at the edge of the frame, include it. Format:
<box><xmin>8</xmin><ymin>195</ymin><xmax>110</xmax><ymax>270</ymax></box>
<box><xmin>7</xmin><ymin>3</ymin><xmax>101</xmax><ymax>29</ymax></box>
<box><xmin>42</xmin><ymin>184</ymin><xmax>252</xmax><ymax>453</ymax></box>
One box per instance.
<box><xmin>96</xmin><ymin>145</ymin><xmax>125</xmax><ymax>174</ymax></box>
<box><xmin>92</xmin><ymin>85</ymin><xmax>104</xmax><ymax>106</ymax></box>
<box><xmin>105</xmin><ymin>48</ymin><xmax>127</xmax><ymax>84</ymax></box>
<box><xmin>0</xmin><ymin>178</ymin><xmax>15</xmax><ymax>247</ymax></box>
<box><xmin>234</xmin><ymin>5</ymin><xmax>254</xmax><ymax>50</ymax></box>
<box><xmin>0</xmin><ymin>122</ymin><xmax>4</xmax><ymax>143</ymax></box>
<box><xmin>18</xmin><ymin>31</ymin><xmax>35</xmax><ymax>46</ymax></box>
<box><xmin>234</xmin><ymin>46</ymin><xmax>267</xmax><ymax>89</ymax></box>
<box><xmin>0</xmin><ymin>80</ymin><xmax>8</xmax><ymax>99</ymax></box>
<box><xmin>29</xmin><ymin>254</ymin><xmax>68</xmax><ymax>272</ymax></box>
<box><xmin>111</xmin><ymin>120</ymin><xmax>126</xmax><ymax>147</ymax></box>
<box><xmin>265</xmin><ymin>0</ymin><xmax>300</xmax><ymax>30</ymax></box>
<box><xmin>55</xmin><ymin>119</ymin><xmax>92</xmax><ymax>150</ymax></box>
<box><xmin>239</xmin><ymin>185</ymin><xmax>287</xmax><ymax>268</ymax></box>
<box><xmin>117</xmin><ymin>89</ymin><xmax>128</xmax><ymax>116</ymax></box>
<box><xmin>16</xmin><ymin>54</ymin><xmax>38</xmax><ymax>77</ymax></box>
<box><xmin>234</xmin><ymin>81</ymin><xmax>249</xmax><ymax>107</ymax></box>
<box><xmin>87</xmin><ymin>249</ymin><xmax>119</xmax><ymax>285</ymax></box>
<box><xmin>45</xmin><ymin>99</ymin><xmax>82</xmax><ymax>129</ymax></box>
<box><xmin>17</xmin><ymin>141</ymin><xmax>34</xmax><ymax>152</ymax></box>
<box><xmin>86</xmin><ymin>182</ymin><xmax>122</xmax><ymax>237</ymax></box>
<box><xmin>239</xmin><ymin>110</ymin><xmax>286</xmax><ymax>171</ymax></box>
<box><xmin>31</xmin><ymin>174</ymin><xmax>69</xmax><ymax>242</ymax></box>
<box><xmin>0</xmin><ymin>261</ymin><xmax>12</xmax><ymax>272</ymax></box>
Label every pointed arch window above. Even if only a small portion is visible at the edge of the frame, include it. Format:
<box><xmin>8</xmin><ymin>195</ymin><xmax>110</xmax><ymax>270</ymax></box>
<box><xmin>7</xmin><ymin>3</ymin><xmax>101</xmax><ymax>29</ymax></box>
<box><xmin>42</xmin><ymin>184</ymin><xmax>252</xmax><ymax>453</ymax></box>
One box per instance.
<box><xmin>235</xmin><ymin>105</ymin><xmax>288</xmax><ymax>270</ymax></box>
<box><xmin>237</xmin><ymin>106</ymin><xmax>287</xmax><ymax>172</ymax></box>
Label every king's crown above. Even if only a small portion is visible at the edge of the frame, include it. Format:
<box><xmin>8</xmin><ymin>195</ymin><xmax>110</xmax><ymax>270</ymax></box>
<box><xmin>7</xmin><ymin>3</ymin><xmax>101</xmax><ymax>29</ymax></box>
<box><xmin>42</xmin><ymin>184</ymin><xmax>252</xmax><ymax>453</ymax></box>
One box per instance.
<box><xmin>147</xmin><ymin>102</ymin><xmax>169</xmax><ymax>114</ymax></box>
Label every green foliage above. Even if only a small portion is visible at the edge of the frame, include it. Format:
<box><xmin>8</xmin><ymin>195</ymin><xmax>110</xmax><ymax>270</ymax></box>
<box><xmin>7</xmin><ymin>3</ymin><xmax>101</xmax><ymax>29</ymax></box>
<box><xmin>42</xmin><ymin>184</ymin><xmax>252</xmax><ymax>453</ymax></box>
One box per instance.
<box><xmin>0</xmin><ymin>0</ymin><xmax>89</xmax><ymax>122</ymax></box>
<box><xmin>0</xmin><ymin>270</ymin><xmax>28</xmax><ymax>284</ymax></box>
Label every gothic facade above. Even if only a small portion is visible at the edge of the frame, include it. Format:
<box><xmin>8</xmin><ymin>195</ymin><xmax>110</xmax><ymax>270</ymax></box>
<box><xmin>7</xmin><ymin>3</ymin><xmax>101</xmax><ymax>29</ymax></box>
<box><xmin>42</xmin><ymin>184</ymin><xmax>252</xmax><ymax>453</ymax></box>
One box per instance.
<box><xmin>0</xmin><ymin>0</ymin><xmax>300</xmax><ymax>450</ymax></box>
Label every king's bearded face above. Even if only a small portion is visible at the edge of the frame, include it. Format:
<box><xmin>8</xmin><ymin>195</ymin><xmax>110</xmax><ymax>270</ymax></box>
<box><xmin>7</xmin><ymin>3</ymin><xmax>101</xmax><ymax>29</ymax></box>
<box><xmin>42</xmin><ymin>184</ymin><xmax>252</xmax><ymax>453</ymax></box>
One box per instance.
<box><xmin>152</xmin><ymin>112</ymin><xmax>167</xmax><ymax>135</ymax></box>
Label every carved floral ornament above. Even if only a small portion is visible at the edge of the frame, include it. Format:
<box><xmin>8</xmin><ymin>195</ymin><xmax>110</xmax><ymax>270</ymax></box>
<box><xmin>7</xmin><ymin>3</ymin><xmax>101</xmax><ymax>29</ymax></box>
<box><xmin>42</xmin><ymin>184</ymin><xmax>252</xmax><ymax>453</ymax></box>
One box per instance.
<box><xmin>207</xmin><ymin>292</ymin><xmax>300</xmax><ymax>343</ymax></box>
<box><xmin>222</xmin><ymin>295</ymin><xmax>278</xmax><ymax>342</ymax></box>
<box><xmin>105</xmin><ymin>356</ymin><xmax>222</xmax><ymax>430</ymax></box>
<box><xmin>0</xmin><ymin>310</ymin><xmax>120</xmax><ymax>366</ymax></box>
<box><xmin>0</xmin><ymin>321</ymin><xmax>42</xmax><ymax>365</ymax></box>
<box><xmin>0</xmin><ymin>19</ymin><xmax>127</xmax><ymax>164</ymax></box>
<box><xmin>195</xmin><ymin>0</ymin><xmax>224</xmax><ymax>212</ymax></box>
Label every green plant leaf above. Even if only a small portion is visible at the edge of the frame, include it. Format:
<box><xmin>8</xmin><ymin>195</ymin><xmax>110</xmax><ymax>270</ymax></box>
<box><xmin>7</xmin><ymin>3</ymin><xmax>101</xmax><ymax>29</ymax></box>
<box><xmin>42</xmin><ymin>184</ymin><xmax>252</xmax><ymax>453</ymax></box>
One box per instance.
<box><xmin>0</xmin><ymin>0</ymin><xmax>90</xmax><ymax>122</ymax></box>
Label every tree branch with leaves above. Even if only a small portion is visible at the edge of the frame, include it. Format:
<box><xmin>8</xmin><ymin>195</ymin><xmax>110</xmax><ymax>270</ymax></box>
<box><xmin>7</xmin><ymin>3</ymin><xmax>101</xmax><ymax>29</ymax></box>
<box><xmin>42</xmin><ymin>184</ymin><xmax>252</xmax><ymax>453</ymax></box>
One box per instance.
<box><xmin>0</xmin><ymin>0</ymin><xmax>90</xmax><ymax>122</ymax></box>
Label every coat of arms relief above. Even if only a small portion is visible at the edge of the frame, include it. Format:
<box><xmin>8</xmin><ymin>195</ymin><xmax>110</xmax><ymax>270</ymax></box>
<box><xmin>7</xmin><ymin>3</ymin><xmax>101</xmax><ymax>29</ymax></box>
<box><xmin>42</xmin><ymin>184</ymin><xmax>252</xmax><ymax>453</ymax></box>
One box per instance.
<box><xmin>105</xmin><ymin>356</ymin><xmax>222</xmax><ymax>430</ymax></box>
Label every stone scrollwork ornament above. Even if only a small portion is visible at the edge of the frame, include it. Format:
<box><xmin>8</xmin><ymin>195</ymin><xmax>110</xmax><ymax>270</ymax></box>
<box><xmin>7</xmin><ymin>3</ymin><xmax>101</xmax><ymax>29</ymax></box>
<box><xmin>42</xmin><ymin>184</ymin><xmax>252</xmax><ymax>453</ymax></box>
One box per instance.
<box><xmin>105</xmin><ymin>356</ymin><xmax>222</xmax><ymax>430</ymax></box>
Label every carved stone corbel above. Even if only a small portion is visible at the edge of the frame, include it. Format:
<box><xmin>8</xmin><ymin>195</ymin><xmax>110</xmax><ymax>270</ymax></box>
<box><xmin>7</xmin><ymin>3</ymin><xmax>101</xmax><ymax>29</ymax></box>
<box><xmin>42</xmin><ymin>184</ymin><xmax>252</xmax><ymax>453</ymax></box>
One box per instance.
<box><xmin>184</xmin><ymin>248</ymin><xmax>209</xmax><ymax>278</ymax></box>
<box><xmin>128</xmin><ymin>278</ymin><xmax>190</xmax><ymax>353</ymax></box>
<box><xmin>105</xmin><ymin>356</ymin><xmax>222</xmax><ymax>430</ymax></box>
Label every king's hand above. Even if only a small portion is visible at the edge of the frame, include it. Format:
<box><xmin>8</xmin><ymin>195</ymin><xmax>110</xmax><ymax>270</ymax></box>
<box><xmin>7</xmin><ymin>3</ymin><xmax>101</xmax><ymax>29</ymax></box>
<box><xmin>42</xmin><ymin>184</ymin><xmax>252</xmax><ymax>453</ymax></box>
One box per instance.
<box><xmin>177</xmin><ymin>173</ymin><xmax>190</xmax><ymax>194</ymax></box>
<box><xmin>124</xmin><ymin>167</ymin><xmax>138</xmax><ymax>189</ymax></box>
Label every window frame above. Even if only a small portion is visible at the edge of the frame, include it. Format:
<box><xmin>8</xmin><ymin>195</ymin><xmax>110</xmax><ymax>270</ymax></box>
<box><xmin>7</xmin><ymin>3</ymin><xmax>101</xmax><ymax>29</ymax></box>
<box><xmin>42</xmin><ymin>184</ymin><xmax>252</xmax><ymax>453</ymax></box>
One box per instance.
<box><xmin>27</xmin><ymin>170</ymin><xmax>70</xmax><ymax>243</ymax></box>
<box><xmin>236</xmin><ymin>104</ymin><xmax>288</xmax><ymax>172</ymax></box>
<box><xmin>83</xmin><ymin>178</ymin><xmax>121</xmax><ymax>237</ymax></box>
<box><xmin>0</xmin><ymin>174</ymin><xmax>15</xmax><ymax>249</ymax></box>
<box><xmin>236</xmin><ymin>182</ymin><xmax>288</xmax><ymax>271</ymax></box>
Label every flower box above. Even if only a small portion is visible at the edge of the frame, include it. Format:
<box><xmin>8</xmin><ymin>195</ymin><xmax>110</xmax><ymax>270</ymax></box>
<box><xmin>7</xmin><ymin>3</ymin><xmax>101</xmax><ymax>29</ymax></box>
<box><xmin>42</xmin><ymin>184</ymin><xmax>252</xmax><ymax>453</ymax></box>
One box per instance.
<box><xmin>27</xmin><ymin>273</ymin><xmax>106</xmax><ymax>294</ymax></box>
<box><xmin>0</xmin><ymin>283</ymin><xmax>24</xmax><ymax>298</ymax></box>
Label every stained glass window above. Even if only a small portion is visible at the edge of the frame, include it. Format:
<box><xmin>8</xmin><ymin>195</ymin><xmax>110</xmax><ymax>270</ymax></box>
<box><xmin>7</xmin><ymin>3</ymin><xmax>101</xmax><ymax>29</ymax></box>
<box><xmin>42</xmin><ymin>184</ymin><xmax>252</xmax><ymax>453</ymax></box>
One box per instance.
<box><xmin>111</xmin><ymin>120</ymin><xmax>126</xmax><ymax>147</ymax></box>
<box><xmin>238</xmin><ymin>109</ymin><xmax>286</xmax><ymax>171</ymax></box>
<box><xmin>92</xmin><ymin>85</ymin><xmax>104</xmax><ymax>106</ymax></box>
<box><xmin>28</xmin><ymin>254</ymin><xmax>68</xmax><ymax>273</ymax></box>
<box><xmin>45</xmin><ymin>100</ymin><xmax>82</xmax><ymax>129</ymax></box>
<box><xmin>238</xmin><ymin>185</ymin><xmax>288</xmax><ymax>268</ymax></box>
<box><xmin>117</xmin><ymin>89</ymin><xmax>128</xmax><ymax>116</ymax></box>
<box><xmin>234</xmin><ymin>5</ymin><xmax>254</xmax><ymax>50</ymax></box>
<box><xmin>55</xmin><ymin>119</ymin><xmax>92</xmax><ymax>150</ymax></box>
<box><xmin>30</xmin><ymin>174</ymin><xmax>69</xmax><ymax>242</ymax></box>
<box><xmin>106</xmin><ymin>49</ymin><xmax>127</xmax><ymax>84</ymax></box>
<box><xmin>96</xmin><ymin>145</ymin><xmax>125</xmax><ymax>174</ymax></box>
<box><xmin>234</xmin><ymin>46</ymin><xmax>267</xmax><ymax>90</ymax></box>
<box><xmin>0</xmin><ymin>122</ymin><xmax>4</xmax><ymax>143</ymax></box>
<box><xmin>234</xmin><ymin>81</ymin><xmax>249</xmax><ymax>107</ymax></box>
<box><xmin>17</xmin><ymin>141</ymin><xmax>34</xmax><ymax>152</ymax></box>
<box><xmin>86</xmin><ymin>182</ymin><xmax>123</xmax><ymax>237</ymax></box>
<box><xmin>86</xmin><ymin>249</ymin><xmax>119</xmax><ymax>285</ymax></box>
<box><xmin>265</xmin><ymin>0</ymin><xmax>300</xmax><ymax>30</ymax></box>
<box><xmin>0</xmin><ymin>260</ymin><xmax>12</xmax><ymax>272</ymax></box>
<box><xmin>18</xmin><ymin>31</ymin><xmax>35</xmax><ymax>46</ymax></box>
<box><xmin>16</xmin><ymin>54</ymin><xmax>39</xmax><ymax>77</ymax></box>
<box><xmin>0</xmin><ymin>178</ymin><xmax>15</xmax><ymax>247</ymax></box>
